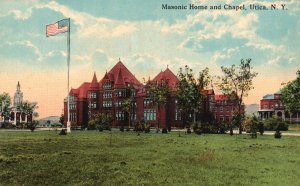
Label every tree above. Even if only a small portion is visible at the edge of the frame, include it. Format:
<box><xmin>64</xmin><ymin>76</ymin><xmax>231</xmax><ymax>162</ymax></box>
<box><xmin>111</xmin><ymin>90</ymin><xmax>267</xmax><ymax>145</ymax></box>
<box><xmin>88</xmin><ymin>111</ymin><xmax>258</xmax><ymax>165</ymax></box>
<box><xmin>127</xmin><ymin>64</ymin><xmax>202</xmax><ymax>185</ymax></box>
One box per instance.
<box><xmin>177</xmin><ymin>65</ymin><xmax>201</xmax><ymax>128</ymax></box>
<box><xmin>121</xmin><ymin>98</ymin><xmax>133</xmax><ymax>129</ymax></box>
<box><xmin>59</xmin><ymin>114</ymin><xmax>64</xmax><ymax>125</ymax></box>
<box><xmin>0</xmin><ymin>93</ymin><xmax>11</xmax><ymax>122</ymax></box>
<box><xmin>217</xmin><ymin>59</ymin><xmax>258</xmax><ymax>134</ymax></box>
<box><xmin>177</xmin><ymin>66</ymin><xmax>212</xmax><ymax>128</ymax></box>
<box><xmin>18</xmin><ymin>101</ymin><xmax>38</xmax><ymax>123</ymax></box>
<box><xmin>281</xmin><ymin>69</ymin><xmax>300</xmax><ymax>114</ymax></box>
<box><xmin>89</xmin><ymin>112</ymin><xmax>112</xmax><ymax>131</ymax></box>
<box><xmin>146</xmin><ymin>78</ymin><xmax>171</xmax><ymax>132</ymax></box>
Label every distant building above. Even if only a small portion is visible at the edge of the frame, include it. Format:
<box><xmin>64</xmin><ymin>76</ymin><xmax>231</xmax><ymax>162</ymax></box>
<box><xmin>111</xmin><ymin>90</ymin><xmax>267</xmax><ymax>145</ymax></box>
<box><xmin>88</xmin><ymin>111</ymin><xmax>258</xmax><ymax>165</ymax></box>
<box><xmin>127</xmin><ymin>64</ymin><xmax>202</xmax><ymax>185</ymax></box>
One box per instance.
<box><xmin>258</xmin><ymin>91</ymin><xmax>300</xmax><ymax>122</ymax></box>
<box><xmin>205</xmin><ymin>90</ymin><xmax>245</xmax><ymax>123</ymax></box>
<box><xmin>64</xmin><ymin>60</ymin><xmax>244</xmax><ymax>129</ymax></box>
<box><xmin>9</xmin><ymin>82</ymin><xmax>33</xmax><ymax>124</ymax></box>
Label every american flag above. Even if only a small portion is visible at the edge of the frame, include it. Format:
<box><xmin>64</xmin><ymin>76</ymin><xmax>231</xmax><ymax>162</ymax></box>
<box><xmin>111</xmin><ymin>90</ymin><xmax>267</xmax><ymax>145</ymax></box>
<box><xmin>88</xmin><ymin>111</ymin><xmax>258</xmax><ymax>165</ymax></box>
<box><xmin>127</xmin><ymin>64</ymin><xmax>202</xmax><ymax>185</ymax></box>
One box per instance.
<box><xmin>46</xmin><ymin>19</ymin><xmax>69</xmax><ymax>37</ymax></box>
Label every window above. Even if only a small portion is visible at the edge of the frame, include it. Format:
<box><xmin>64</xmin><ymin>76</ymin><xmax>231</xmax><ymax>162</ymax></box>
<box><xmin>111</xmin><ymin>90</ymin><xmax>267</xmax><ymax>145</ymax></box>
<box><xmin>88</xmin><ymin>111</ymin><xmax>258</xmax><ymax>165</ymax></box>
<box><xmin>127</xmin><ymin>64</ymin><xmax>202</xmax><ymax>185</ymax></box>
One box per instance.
<box><xmin>70</xmin><ymin>112</ymin><xmax>76</xmax><ymax>122</ymax></box>
<box><xmin>220</xmin><ymin>115</ymin><xmax>224</xmax><ymax>121</ymax></box>
<box><xmin>103</xmin><ymin>101</ymin><xmax>112</xmax><ymax>108</ymax></box>
<box><xmin>144</xmin><ymin>109</ymin><xmax>156</xmax><ymax>121</ymax></box>
<box><xmin>69</xmin><ymin>95</ymin><xmax>74</xmax><ymax>101</ymax></box>
<box><xmin>116</xmin><ymin>111</ymin><xmax>125</xmax><ymax>120</ymax></box>
<box><xmin>115</xmin><ymin>100</ymin><xmax>123</xmax><ymax>107</ymax></box>
<box><xmin>226</xmin><ymin>106</ymin><xmax>229</xmax><ymax>112</ymax></box>
<box><xmin>103</xmin><ymin>92</ymin><xmax>112</xmax><ymax>98</ymax></box>
<box><xmin>131</xmin><ymin>91</ymin><xmax>136</xmax><ymax>97</ymax></box>
<box><xmin>131</xmin><ymin>113</ymin><xmax>136</xmax><ymax>120</ymax></box>
<box><xmin>144</xmin><ymin>98</ymin><xmax>152</xmax><ymax>107</ymax></box>
<box><xmin>89</xmin><ymin>101</ymin><xmax>97</xmax><ymax>109</ymax></box>
<box><xmin>104</xmin><ymin>83</ymin><xmax>111</xmax><ymax>89</ymax></box>
<box><xmin>264</xmin><ymin>105</ymin><xmax>268</xmax><ymax>109</ymax></box>
<box><xmin>220</xmin><ymin>106</ymin><xmax>223</xmax><ymax>112</ymax></box>
<box><xmin>70</xmin><ymin>103</ymin><xmax>76</xmax><ymax>110</ymax></box>
<box><xmin>89</xmin><ymin>92</ymin><xmax>97</xmax><ymax>99</ymax></box>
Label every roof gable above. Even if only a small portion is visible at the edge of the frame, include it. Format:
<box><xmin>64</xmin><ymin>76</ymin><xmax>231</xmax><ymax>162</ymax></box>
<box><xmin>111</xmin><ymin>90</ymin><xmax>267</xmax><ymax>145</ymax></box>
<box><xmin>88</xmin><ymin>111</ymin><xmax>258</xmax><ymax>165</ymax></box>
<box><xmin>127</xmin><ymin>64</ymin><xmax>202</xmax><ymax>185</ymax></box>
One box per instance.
<box><xmin>89</xmin><ymin>72</ymin><xmax>99</xmax><ymax>89</ymax></box>
<box><xmin>152</xmin><ymin>68</ymin><xmax>179</xmax><ymax>89</ymax></box>
<box><xmin>100</xmin><ymin>60</ymin><xmax>142</xmax><ymax>88</ymax></box>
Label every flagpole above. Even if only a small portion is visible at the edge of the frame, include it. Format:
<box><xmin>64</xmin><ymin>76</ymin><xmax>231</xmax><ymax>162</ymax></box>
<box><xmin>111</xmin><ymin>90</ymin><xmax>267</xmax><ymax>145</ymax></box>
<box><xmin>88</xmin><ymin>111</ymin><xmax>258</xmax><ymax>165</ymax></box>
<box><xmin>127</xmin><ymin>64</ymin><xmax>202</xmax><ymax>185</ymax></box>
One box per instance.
<box><xmin>67</xmin><ymin>18</ymin><xmax>71</xmax><ymax>133</ymax></box>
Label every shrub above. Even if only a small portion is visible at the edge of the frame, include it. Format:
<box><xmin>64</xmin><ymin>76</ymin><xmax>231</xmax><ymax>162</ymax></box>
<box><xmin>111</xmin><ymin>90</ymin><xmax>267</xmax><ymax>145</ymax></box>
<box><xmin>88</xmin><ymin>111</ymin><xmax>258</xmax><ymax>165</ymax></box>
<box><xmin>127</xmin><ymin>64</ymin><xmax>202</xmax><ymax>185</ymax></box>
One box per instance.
<box><xmin>258</xmin><ymin>121</ymin><xmax>264</xmax><ymax>135</ymax></box>
<box><xmin>120</xmin><ymin>126</ymin><xmax>124</xmax><ymax>132</ymax></box>
<box><xmin>162</xmin><ymin>128</ymin><xmax>168</xmax><ymax>133</ymax></box>
<box><xmin>26</xmin><ymin>121</ymin><xmax>38</xmax><ymax>132</ymax></box>
<box><xmin>229</xmin><ymin>127</ymin><xmax>233</xmax><ymax>136</ymax></box>
<box><xmin>274</xmin><ymin>130</ymin><xmax>282</xmax><ymax>139</ymax></box>
<box><xmin>194</xmin><ymin>128</ymin><xmax>202</xmax><ymax>135</ymax></box>
<box><xmin>187</xmin><ymin>128</ymin><xmax>191</xmax><ymax>134</ymax></box>
<box><xmin>264</xmin><ymin>116</ymin><xmax>288</xmax><ymax>131</ymax></box>
<box><xmin>88</xmin><ymin>120</ymin><xmax>96</xmax><ymax>130</ymax></box>
<box><xmin>98</xmin><ymin>126</ymin><xmax>103</xmax><ymax>132</ymax></box>
<box><xmin>142</xmin><ymin>120</ymin><xmax>151</xmax><ymax>133</ymax></box>
<box><xmin>126</xmin><ymin>127</ymin><xmax>130</xmax><ymax>132</ymax></box>
<box><xmin>59</xmin><ymin>129</ymin><xmax>67</xmax><ymax>135</ymax></box>
<box><xmin>277</xmin><ymin>121</ymin><xmax>288</xmax><ymax>131</ymax></box>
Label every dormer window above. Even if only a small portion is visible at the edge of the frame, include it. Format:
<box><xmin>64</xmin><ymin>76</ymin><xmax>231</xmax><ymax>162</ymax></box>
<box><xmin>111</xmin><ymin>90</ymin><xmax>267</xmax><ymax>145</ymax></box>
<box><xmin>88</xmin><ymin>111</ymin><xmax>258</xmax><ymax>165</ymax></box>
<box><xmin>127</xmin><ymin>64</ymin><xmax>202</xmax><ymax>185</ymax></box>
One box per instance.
<box><xmin>89</xmin><ymin>92</ymin><xmax>97</xmax><ymax>99</ymax></box>
<box><xmin>89</xmin><ymin>101</ymin><xmax>97</xmax><ymax>109</ymax></box>
<box><xmin>104</xmin><ymin>83</ymin><xmax>111</xmax><ymax>89</ymax></box>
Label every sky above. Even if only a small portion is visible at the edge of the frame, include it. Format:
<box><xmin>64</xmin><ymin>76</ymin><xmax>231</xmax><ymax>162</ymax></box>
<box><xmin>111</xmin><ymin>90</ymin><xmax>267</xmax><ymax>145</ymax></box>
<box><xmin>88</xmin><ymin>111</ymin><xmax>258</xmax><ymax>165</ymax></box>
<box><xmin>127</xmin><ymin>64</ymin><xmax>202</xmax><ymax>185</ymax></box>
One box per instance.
<box><xmin>0</xmin><ymin>0</ymin><xmax>299</xmax><ymax>119</ymax></box>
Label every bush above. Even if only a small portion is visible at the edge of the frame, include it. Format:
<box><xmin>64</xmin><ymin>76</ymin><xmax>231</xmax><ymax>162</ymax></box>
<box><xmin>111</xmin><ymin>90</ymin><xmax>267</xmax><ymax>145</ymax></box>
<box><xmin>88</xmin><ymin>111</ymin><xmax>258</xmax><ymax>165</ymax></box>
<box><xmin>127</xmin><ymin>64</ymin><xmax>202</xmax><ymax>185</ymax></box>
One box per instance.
<box><xmin>142</xmin><ymin>120</ymin><xmax>151</xmax><ymax>133</ymax></box>
<box><xmin>27</xmin><ymin>121</ymin><xmax>38</xmax><ymax>132</ymax></box>
<box><xmin>1</xmin><ymin>122</ymin><xmax>15</xmax><ymax>129</ymax></box>
<box><xmin>274</xmin><ymin>130</ymin><xmax>282</xmax><ymax>139</ymax></box>
<box><xmin>162</xmin><ymin>128</ymin><xmax>168</xmax><ymax>133</ymax></box>
<box><xmin>258</xmin><ymin>121</ymin><xmax>264</xmax><ymax>135</ymax></box>
<box><xmin>98</xmin><ymin>126</ymin><xmax>103</xmax><ymax>132</ymax></box>
<box><xmin>120</xmin><ymin>126</ymin><xmax>124</xmax><ymax>132</ymax></box>
<box><xmin>194</xmin><ymin>128</ymin><xmax>202</xmax><ymax>135</ymax></box>
<box><xmin>59</xmin><ymin>129</ymin><xmax>67</xmax><ymax>135</ymax></box>
<box><xmin>264</xmin><ymin>116</ymin><xmax>288</xmax><ymax>131</ymax></box>
<box><xmin>126</xmin><ymin>127</ymin><xmax>130</xmax><ymax>132</ymax></box>
<box><xmin>187</xmin><ymin>128</ymin><xmax>191</xmax><ymax>134</ymax></box>
<box><xmin>229</xmin><ymin>127</ymin><xmax>233</xmax><ymax>136</ymax></box>
<box><xmin>88</xmin><ymin>120</ymin><xmax>96</xmax><ymax>130</ymax></box>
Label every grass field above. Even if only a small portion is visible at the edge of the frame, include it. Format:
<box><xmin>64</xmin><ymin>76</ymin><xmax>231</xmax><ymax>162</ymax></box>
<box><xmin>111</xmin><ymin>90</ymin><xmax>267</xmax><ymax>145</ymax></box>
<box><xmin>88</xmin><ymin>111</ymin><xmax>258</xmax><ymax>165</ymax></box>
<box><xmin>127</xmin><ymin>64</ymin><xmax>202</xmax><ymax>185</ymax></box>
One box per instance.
<box><xmin>0</xmin><ymin>131</ymin><xmax>299</xmax><ymax>186</ymax></box>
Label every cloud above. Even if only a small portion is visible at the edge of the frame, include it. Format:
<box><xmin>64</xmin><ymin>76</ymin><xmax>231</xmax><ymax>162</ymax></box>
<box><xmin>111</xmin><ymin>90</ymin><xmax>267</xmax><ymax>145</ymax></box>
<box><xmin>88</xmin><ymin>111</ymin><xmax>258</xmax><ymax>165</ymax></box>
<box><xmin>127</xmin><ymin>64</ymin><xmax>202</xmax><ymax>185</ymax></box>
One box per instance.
<box><xmin>5</xmin><ymin>40</ymin><xmax>43</xmax><ymax>62</ymax></box>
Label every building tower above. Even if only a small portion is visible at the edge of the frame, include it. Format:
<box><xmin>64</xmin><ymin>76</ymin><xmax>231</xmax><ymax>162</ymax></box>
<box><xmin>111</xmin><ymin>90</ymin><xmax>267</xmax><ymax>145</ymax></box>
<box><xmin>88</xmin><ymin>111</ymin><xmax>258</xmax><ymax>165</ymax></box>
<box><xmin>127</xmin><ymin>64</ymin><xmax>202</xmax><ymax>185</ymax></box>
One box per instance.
<box><xmin>87</xmin><ymin>72</ymin><xmax>99</xmax><ymax>120</ymax></box>
<box><xmin>13</xmin><ymin>81</ymin><xmax>23</xmax><ymax>107</ymax></box>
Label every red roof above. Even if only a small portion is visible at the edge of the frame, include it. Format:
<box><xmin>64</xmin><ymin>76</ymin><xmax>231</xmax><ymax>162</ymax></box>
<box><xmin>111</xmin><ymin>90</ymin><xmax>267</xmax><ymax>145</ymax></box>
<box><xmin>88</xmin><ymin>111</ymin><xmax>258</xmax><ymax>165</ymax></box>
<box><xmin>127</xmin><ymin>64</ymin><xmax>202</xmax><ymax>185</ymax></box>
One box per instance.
<box><xmin>89</xmin><ymin>72</ymin><xmax>99</xmax><ymax>90</ymax></box>
<box><xmin>152</xmin><ymin>68</ymin><xmax>179</xmax><ymax>89</ymax></box>
<box><xmin>69</xmin><ymin>82</ymin><xmax>90</xmax><ymax>99</ymax></box>
<box><xmin>98</xmin><ymin>60</ymin><xmax>142</xmax><ymax>89</ymax></box>
<box><xmin>214</xmin><ymin>94</ymin><xmax>229</xmax><ymax>101</ymax></box>
<box><xmin>114</xmin><ymin>68</ymin><xmax>126</xmax><ymax>89</ymax></box>
<box><xmin>203</xmin><ymin>89</ymin><xmax>214</xmax><ymax>95</ymax></box>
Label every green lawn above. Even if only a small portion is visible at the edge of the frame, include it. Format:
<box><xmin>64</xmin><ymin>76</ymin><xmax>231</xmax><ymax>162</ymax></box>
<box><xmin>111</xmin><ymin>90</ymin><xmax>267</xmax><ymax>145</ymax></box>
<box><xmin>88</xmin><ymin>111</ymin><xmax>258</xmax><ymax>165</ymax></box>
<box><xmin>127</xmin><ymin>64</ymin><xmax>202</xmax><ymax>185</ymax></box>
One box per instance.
<box><xmin>0</xmin><ymin>131</ymin><xmax>299</xmax><ymax>186</ymax></box>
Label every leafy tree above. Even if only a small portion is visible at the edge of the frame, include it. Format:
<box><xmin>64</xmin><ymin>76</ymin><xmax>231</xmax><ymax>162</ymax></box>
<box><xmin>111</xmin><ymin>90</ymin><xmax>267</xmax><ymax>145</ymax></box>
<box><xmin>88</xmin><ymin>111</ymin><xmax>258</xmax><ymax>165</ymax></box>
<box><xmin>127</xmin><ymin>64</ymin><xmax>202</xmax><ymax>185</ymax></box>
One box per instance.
<box><xmin>59</xmin><ymin>114</ymin><xmax>64</xmax><ymax>125</ymax></box>
<box><xmin>0</xmin><ymin>93</ymin><xmax>11</xmax><ymax>122</ymax></box>
<box><xmin>145</xmin><ymin>78</ymin><xmax>171</xmax><ymax>131</ymax></box>
<box><xmin>217</xmin><ymin>59</ymin><xmax>258</xmax><ymax>134</ymax></box>
<box><xmin>281</xmin><ymin>69</ymin><xmax>300</xmax><ymax>114</ymax></box>
<box><xmin>177</xmin><ymin>66</ymin><xmax>212</xmax><ymax>128</ymax></box>
<box><xmin>18</xmin><ymin>101</ymin><xmax>38</xmax><ymax>123</ymax></box>
<box><xmin>263</xmin><ymin>116</ymin><xmax>288</xmax><ymax>131</ymax></box>
<box><xmin>121</xmin><ymin>98</ymin><xmax>134</xmax><ymax>129</ymax></box>
<box><xmin>177</xmin><ymin>65</ymin><xmax>201</xmax><ymax>127</ymax></box>
<box><xmin>90</xmin><ymin>112</ymin><xmax>112</xmax><ymax>131</ymax></box>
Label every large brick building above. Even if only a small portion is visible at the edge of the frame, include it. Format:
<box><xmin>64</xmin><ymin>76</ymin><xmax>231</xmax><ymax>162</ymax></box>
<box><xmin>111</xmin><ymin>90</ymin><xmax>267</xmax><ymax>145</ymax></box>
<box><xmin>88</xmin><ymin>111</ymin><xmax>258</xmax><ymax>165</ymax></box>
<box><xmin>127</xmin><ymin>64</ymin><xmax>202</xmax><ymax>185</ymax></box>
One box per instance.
<box><xmin>258</xmin><ymin>91</ymin><xmax>300</xmax><ymax>122</ymax></box>
<box><xmin>64</xmin><ymin>60</ymin><xmax>244</xmax><ymax>129</ymax></box>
